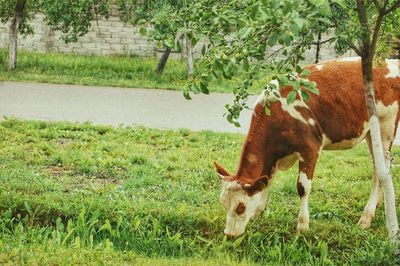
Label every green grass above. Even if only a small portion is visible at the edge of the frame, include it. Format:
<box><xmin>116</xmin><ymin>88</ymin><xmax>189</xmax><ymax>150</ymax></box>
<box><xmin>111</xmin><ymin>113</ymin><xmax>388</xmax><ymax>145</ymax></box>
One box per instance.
<box><xmin>0</xmin><ymin>49</ymin><xmax>244</xmax><ymax>93</ymax></box>
<box><xmin>0</xmin><ymin>118</ymin><xmax>399</xmax><ymax>265</ymax></box>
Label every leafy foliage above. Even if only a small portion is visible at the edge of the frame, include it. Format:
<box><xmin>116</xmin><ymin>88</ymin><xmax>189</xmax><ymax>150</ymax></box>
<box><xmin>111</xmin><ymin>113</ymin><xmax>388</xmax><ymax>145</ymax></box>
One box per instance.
<box><xmin>0</xmin><ymin>0</ymin><xmax>112</xmax><ymax>43</ymax></box>
<box><xmin>332</xmin><ymin>0</ymin><xmax>400</xmax><ymax>58</ymax></box>
<box><xmin>0</xmin><ymin>0</ymin><xmax>41</xmax><ymax>36</ymax></box>
<box><xmin>117</xmin><ymin>0</ymin><xmax>192</xmax><ymax>49</ymax></box>
<box><xmin>179</xmin><ymin>0</ymin><xmax>332</xmax><ymax>124</ymax></box>
<box><xmin>133</xmin><ymin>0</ymin><xmax>398</xmax><ymax>124</ymax></box>
<box><xmin>43</xmin><ymin>0</ymin><xmax>112</xmax><ymax>43</ymax></box>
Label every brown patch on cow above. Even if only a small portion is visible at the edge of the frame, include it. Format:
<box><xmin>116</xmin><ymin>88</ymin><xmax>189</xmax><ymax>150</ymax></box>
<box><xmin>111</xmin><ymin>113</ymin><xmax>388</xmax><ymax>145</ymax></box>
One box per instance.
<box><xmin>236</xmin><ymin>202</ymin><xmax>246</xmax><ymax>215</ymax></box>
<box><xmin>297</xmin><ymin>181</ymin><xmax>305</xmax><ymax>197</ymax></box>
<box><xmin>243</xmin><ymin>176</ymin><xmax>269</xmax><ymax>196</ymax></box>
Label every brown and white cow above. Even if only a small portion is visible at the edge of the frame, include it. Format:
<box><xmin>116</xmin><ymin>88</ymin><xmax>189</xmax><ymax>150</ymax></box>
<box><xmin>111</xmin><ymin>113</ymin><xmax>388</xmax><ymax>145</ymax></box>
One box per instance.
<box><xmin>215</xmin><ymin>57</ymin><xmax>400</xmax><ymax>238</ymax></box>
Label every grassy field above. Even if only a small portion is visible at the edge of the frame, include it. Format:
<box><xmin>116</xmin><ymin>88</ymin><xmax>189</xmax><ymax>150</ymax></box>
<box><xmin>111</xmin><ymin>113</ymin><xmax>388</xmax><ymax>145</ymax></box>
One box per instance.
<box><xmin>0</xmin><ymin>49</ymin><xmax>243</xmax><ymax>93</ymax></box>
<box><xmin>0</xmin><ymin>119</ymin><xmax>399</xmax><ymax>265</ymax></box>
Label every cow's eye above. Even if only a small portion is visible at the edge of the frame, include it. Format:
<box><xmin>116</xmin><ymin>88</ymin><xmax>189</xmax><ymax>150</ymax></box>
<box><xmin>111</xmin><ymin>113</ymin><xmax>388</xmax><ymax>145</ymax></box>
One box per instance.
<box><xmin>235</xmin><ymin>202</ymin><xmax>246</xmax><ymax>215</ymax></box>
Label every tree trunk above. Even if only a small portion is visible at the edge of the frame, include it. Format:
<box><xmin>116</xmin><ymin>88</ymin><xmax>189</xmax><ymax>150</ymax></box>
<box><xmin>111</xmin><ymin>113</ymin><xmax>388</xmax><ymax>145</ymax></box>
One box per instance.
<box><xmin>315</xmin><ymin>31</ymin><xmax>321</xmax><ymax>64</ymax></box>
<box><xmin>8</xmin><ymin>0</ymin><xmax>26</xmax><ymax>70</ymax></box>
<box><xmin>156</xmin><ymin>46</ymin><xmax>171</xmax><ymax>75</ymax></box>
<box><xmin>361</xmin><ymin>57</ymin><xmax>399</xmax><ymax>242</ymax></box>
<box><xmin>185</xmin><ymin>34</ymin><xmax>194</xmax><ymax>77</ymax></box>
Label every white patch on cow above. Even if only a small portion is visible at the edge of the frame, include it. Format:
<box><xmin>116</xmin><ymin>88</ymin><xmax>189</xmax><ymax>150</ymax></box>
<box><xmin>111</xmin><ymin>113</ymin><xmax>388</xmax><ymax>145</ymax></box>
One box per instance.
<box><xmin>321</xmin><ymin>134</ymin><xmax>331</xmax><ymax>147</ymax></box>
<box><xmin>257</xmin><ymin>77</ymin><xmax>324</xmax><ymax>127</ymax></box>
<box><xmin>220</xmin><ymin>180</ymin><xmax>269</xmax><ymax>237</ymax></box>
<box><xmin>376</xmin><ymin>101</ymin><xmax>399</xmax><ymax>118</ymax></box>
<box><xmin>322</xmin><ymin>122</ymin><xmax>370</xmax><ymax>150</ymax></box>
<box><xmin>282</xmin><ymin>99</ymin><xmax>310</xmax><ymax>124</ymax></box>
<box><xmin>256</xmin><ymin>80</ymin><xmax>312</xmax><ymax>125</ymax></box>
<box><xmin>297</xmin><ymin>172</ymin><xmax>311</xmax><ymax>232</ymax></box>
<box><xmin>337</xmin><ymin>56</ymin><xmax>361</xmax><ymax>62</ymax></box>
<box><xmin>385</xmin><ymin>59</ymin><xmax>400</xmax><ymax>78</ymax></box>
<box><xmin>276</xmin><ymin>152</ymin><xmax>301</xmax><ymax>171</ymax></box>
<box><xmin>256</xmin><ymin>80</ymin><xmax>279</xmax><ymax>106</ymax></box>
<box><xmin>315</xmin><ymin>64</ymin><xmax>324</xmax><ymax>71</ymax></box>
<box><xmin>376</xmin><ymin>101</ymin><xmax>398</xmax><ymax>170</ymax></box>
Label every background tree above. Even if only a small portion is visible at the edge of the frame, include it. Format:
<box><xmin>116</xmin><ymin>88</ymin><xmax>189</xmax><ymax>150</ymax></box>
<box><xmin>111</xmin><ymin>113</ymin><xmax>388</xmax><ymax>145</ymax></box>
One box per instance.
<box><xmin>117</xmin><ymin>0</ymin><xmax>196</xmax><ymax>75</ymax></box>
<box><xmin>43</xmin><ymin>0</ymin><xmax>111</xmax><ymax>43</ymax></box>
<box><xmin>0</xmin><ymin>0</ymin><xmax>111</xmax><ymax>70</ymax></box>
<box><xmin>332</xmin><ymin>0</ymin><xmax>400</xmax><ymax>242</ymax></box>
<box><xmin>0</xmin><ymin>0</ymin><xmax>40</xmax><ymax>70</ymax></box>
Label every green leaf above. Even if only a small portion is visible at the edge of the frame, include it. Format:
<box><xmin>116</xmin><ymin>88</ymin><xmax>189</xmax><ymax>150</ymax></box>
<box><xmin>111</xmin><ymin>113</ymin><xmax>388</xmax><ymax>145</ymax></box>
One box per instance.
<box><xmin>238</xmin><ymin>27</ymin><xmax>255</xmax><ymax>39</ymax></box>
<box><xmin>300</xmin><ymin>69</ymin><xmax>311</xmax><ymax>77</ymax></box>
<box><xmin>295</xmin><ymin>65</ymin><xmax>302</xmax><ymax>74</ymax></box>
<box><xmin>192</xmin><ymin>84</ymin><xmax>200</xmax><ymax>93</ymax></box>
<box><xmin>301</xmin><ymin>90</ymin><xmax>310</xmax><ymax>101</ymax></box>
<box><xmin>200</xmin><ymin>82</ymin><xmax>209</xmax><ymax>94</ymax></box>
<box><xmin>264</xmin><ymin>105</ymin><xmax>271</xmax><ymax>116</ymax></box>
<box><xmin>302</xmin><ymin>81</ymin><xmax>319</xmax><ymax>95</ymax></box>
<box><xmin>201</xmin><ymin>45</ymin><xmax>206</xmax><ymax>56</ymax></box>
<box><xmin>331</xmin><ymin>0</ymin><xmax>346</xmax><ymax>8</ymax></box>
<box><xmin>268</xmin><ymin>33</ymin><xmax>278</xmax><ymax>46</ymax></box>
<box><xmin>293</xmin><ymin>18</ymin><xmax>305</xmax><ymax>30</ymax></box>
<box><xmin>278</xmin><ymin>32</ymin><xmax>293</xmax><ymax>45</ymax></box>
<box><xmin>233</xmin><ymin>121</ymin><xmax>241</xmax><ymax>128</ymax></box>
<box><xmin>183</xmin><ymin>89</ymin><xmax>192</xmax><ymax>100</ymax></box>
<box><xmin>250</xmin><ymin>4</ymin><xmax>259</xmax><ymax>19</ymax></box>
<box><xmin>286</xmin><ymin>90</ymin><xmax>297</xmax><ymax>105</ymax></box>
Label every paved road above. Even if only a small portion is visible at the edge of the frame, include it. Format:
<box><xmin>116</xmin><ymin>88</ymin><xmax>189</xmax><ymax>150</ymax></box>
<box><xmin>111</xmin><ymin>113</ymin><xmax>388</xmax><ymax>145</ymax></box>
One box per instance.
<box><xmin>1</xmin><ymin>81</ymin><xmax>399</xmax><ymax>144</ymax></box>
<box><xmin>0</xmin><ymin>81</ymin><xmax>257</xmax><ymax>134</ymax></box>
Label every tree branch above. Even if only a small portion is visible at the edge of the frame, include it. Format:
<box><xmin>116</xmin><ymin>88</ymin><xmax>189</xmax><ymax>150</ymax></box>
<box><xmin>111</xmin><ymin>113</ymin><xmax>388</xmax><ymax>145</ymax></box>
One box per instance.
<box><xmin>349</xmin><ymin>42</ymin><xmax>362</xmax><ymax>56</ymax></box>
<box><xmin>355</xmin><ymin>0</ymin><xmax>371</xmax><ymax>55</ymax></box>
<box><xmin>311</xmin><ymin>37</ymin><xmax>336</xmax><ymax>45</ymax></box>
<box><xmin>373</xmin><ymin>0</ymin><xmax>383</xmax><ymax>12</ymax></box>
<box><xmin>384</xmin><ymin>0</ymin><xmax>400</xmax><ymax>15</ymax></box>
<box><xmin>370</xmin><ymin>12</ymin><xmax>385</xmax><ymax>58</ymax></box>
<box><xmin>356</xmin><ymin>0</ymin><xmax>370</xmax><ymax>28</ymax></box>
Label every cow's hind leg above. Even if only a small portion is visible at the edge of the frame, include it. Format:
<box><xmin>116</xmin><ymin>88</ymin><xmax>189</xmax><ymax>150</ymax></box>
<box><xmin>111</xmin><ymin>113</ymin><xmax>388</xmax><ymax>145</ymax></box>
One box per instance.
<box><xmin>358</xmin><ymin>114</ymin><xmax>397</xmax><ymax>229</ymax></box>
<box><xmin>296</xmin><ymin>149</ymin><xmax>319</xmax><ymax>233</ymax></box>
<box><xmin>358</xmin><ymin>133</ymin><xmax>383</xmax><ymax>229</ymax></box>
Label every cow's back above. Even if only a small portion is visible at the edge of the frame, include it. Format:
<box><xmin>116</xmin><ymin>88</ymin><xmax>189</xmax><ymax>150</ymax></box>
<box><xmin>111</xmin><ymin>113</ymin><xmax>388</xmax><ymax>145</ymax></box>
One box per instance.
<box><xmin>304</xmin><ymin>59</ymin><xmax>400</xmax><ymax>149</ymax></box>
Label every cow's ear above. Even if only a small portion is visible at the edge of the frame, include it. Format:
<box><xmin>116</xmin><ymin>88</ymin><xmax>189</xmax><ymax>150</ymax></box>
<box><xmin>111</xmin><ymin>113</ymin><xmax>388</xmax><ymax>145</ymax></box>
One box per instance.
<box><xmin>214</xmin><ymin>161</ymin><xmax>231</xmax><ymax>179</ymax></box>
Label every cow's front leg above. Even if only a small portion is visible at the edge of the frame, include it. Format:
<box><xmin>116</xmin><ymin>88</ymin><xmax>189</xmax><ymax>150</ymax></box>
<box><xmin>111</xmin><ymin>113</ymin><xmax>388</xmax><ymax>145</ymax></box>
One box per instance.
<box><xmin>296</xmin><ymin>172</ymin><xmax>312</xmax><ymax>232</ymax></box>
<box><xmin>296</xmin><ymin>151</ymin><xmax>318</xmax><ymax>233</ymax></box>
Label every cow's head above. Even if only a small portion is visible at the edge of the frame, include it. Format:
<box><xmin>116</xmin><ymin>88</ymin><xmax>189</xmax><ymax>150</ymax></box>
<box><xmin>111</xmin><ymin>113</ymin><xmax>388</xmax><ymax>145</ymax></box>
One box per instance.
<box><xmin>214</xmin><ymin>162</ymin><xmax>269</xmax><ymax>238</ymax></box>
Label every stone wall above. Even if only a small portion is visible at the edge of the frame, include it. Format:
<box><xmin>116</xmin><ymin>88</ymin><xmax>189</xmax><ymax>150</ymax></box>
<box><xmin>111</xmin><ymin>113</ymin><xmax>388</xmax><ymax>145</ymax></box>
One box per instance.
<box><xmin>0</xmin><ymin>12</ymin><xmax>353</xmax><ymax>62</ymax></box>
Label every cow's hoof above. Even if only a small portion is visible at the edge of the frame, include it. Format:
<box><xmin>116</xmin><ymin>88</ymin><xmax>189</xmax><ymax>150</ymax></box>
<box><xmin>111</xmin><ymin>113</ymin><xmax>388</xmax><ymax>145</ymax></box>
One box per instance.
<box><xmin>296</xmin><ymin>223</ymin><xmax>309</xmax><ymax>233</ymax></box>
<box><xmin>357</xmin><ymin>215</ymin><xmax>372</xmax><ymax>229</ymax></box>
